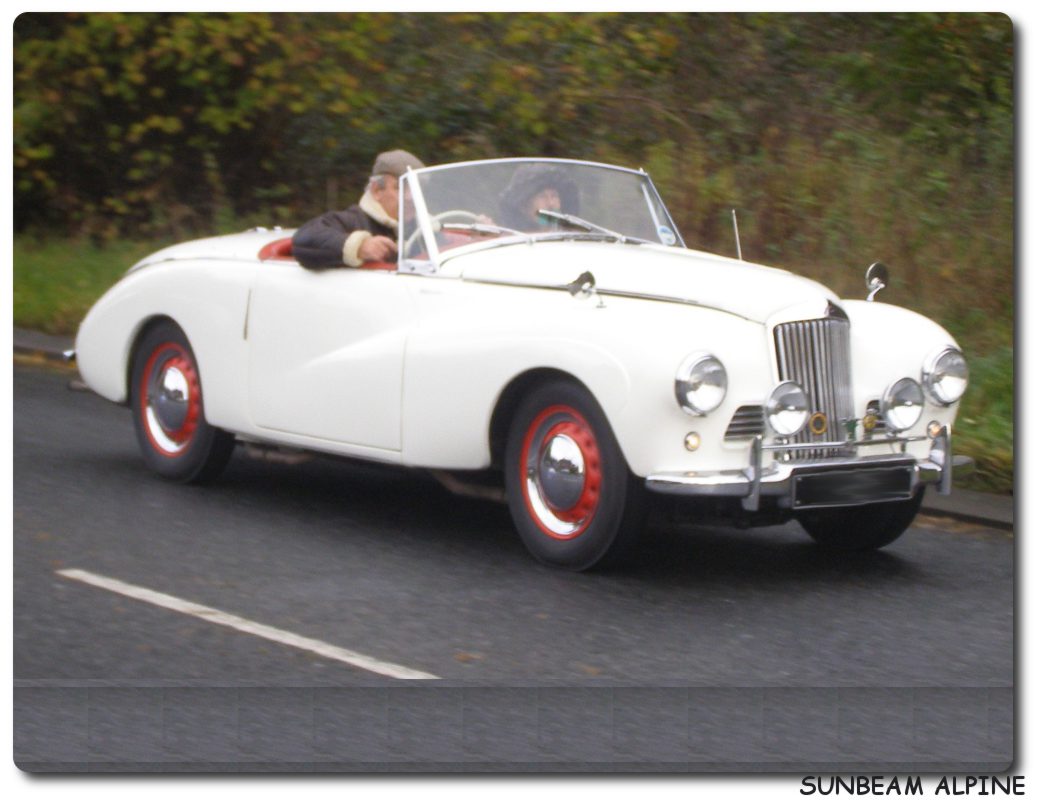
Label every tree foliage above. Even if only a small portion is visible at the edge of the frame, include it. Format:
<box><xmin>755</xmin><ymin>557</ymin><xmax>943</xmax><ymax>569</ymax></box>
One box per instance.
<box><xmin>15</xmin><ymin>12</ymin><xmax>1012</xmax><ymax>314</ymax></box>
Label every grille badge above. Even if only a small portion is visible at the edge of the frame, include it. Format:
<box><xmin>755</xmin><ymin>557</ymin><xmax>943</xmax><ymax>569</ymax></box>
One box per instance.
<box><xmin>809</xmin><ymin>412</ymin><xmax>828</xmax><ymax>436</ymax></box>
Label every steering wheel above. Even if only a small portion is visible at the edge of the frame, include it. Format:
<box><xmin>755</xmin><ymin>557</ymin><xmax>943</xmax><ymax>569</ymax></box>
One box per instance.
<box><xmin>403</xmin><ymin>209</ymin><xmax>482</xmax><ymax>256</ymax></box>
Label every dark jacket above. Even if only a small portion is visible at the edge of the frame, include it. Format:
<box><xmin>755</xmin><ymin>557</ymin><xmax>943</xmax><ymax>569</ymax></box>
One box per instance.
<box><xmin>291</xmin><ymin>205</ymin><xmax>396</xmax><ymax>269</ymax></box>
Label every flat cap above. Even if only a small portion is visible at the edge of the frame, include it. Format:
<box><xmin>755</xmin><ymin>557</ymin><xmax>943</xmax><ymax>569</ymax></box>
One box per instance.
<box><xmin>371</xmin><ymin>149</ymin><xmax>425</xmax><ymax>178</ymax></box>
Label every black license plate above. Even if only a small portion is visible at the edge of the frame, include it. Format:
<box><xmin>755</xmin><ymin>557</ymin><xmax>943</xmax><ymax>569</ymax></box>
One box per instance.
<box><xmin>792</xmin><ymin>464</ymin><xmax>914</xmax><ymax>509</ymax></box>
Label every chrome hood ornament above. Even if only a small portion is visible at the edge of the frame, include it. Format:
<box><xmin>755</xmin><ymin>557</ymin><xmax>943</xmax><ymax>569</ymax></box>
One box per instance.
<box><xmin>564</xmin><ymin>270</ymin><xmax>605</xmax><ymax>308</ymax></box>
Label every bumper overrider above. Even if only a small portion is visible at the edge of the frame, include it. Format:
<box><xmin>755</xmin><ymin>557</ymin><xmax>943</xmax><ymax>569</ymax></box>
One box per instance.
<box><xmin>645</xmin><ymin>425</ymin><xmax>973</xmax><ymax>511</ymax></box>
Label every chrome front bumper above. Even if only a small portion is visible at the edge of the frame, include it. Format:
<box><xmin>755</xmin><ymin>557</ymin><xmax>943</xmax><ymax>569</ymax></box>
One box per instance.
<box><xmin>645</xmin><ymin>425</ymin><xmax>973</xmax><ymax>511</ymax></box>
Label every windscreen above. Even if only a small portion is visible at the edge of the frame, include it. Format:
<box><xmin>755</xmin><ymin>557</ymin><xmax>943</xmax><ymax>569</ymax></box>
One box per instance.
<box><xmin>402</xmin><ymin>160</ymin><xmax>682</xmax><ymax>260</ymax></box>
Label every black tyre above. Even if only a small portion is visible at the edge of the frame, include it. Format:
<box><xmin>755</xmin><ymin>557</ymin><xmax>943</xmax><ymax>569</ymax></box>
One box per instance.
<box><xmin>130</xmin><ymin>321</ymin><xmax>234</xmax><ymax>483</ymax></box>
<box><xmin>504</xmin><ymin>380</ymin><xmax>647</xmax><ymax>570</ymax></box>
<box><xmin>796</xmin><ymin>488</ymin><xmax>925</xmax><ymax>551</ymax></box>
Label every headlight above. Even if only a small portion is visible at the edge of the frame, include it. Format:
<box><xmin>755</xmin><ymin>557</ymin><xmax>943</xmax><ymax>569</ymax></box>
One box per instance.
<box><xmin>766</xmin><ymin>381</ymin><xmax>810</xmax><ymax>436</ymax></box>
<box><xmin>922</xmin><ymin>346</ymin><xmax>968</xmax><ymax>406</ymax></box>
<box><xmin>674</xmin><ymin>353</ymin><xmax>727</xmax><ymax>416</ymax></box>
<box><xmin>881</xmin><ymin>378</ymin><xmax>924</xmax><ymax>431</ymax></box>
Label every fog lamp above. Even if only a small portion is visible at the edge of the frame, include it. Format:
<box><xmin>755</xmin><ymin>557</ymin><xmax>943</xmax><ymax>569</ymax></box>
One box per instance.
<box><xmin>766</xmin><ymin>381</ymin><xmax>810</xmax><ymax>436</ymax></box>
<box><xmin>881</xmin><ymin>378</ymin><xmax>925</xmax><ymax>432</ymax></box>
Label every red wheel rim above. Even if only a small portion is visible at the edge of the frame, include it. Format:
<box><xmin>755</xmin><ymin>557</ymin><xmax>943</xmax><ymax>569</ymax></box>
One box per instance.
<box><xmin>519</xmin><ymin>405</ymin><xmax>602</xmax><ymax>539</ymax></box>
<box><xmin>139</xmin><ymin>342</ymin><xmax>201</xmax><ymax>457</ymax></box>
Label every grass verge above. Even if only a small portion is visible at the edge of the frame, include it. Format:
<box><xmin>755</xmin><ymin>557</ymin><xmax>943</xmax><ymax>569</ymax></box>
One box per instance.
<box><xmin>14</xmin><ymin>238</ymin><xmax>156</xmax><ymax>335</ymax></box>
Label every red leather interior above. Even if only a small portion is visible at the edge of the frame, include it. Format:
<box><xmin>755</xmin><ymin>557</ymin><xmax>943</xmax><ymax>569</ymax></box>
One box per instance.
<box><xmin>258</xmin><ymin>237</ymin><xmax>395</xmax><ymax>270</ymax></box>
<box><xmin>258</xmin><ymin>237</ymin><xmax>295</xmax><ymax>261</ymax></box>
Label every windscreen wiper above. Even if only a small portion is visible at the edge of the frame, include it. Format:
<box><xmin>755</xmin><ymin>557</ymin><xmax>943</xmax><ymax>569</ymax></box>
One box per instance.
<box><xmin>536</xmin><ymin>209</ymin><xmax>640</xmax><ymax>243</ymax></box>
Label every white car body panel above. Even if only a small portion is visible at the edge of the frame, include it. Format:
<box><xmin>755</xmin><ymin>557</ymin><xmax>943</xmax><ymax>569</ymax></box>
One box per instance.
<box><xmin>247</xmin><ymin>262</ymin><xmax>415</xmax><ymax>452</ymax></box>
<box><xmin>76</xmin><ymin>257</ymin><xmax>255</xmax><ymax>429</ymax></box>
<box><xmin>441</xmin><ymin>240</ymin><xmax>840</xmax><ymax>324</ymax></box>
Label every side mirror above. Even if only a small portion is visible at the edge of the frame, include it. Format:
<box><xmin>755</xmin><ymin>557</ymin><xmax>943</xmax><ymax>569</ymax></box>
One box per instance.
<box><xmin>865</xmin><ymin>262</ymin><xmax>889</xmax><ymax>302</ymax></box>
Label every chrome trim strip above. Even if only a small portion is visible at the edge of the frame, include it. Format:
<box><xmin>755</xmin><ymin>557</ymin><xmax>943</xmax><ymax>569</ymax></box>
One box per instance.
<box><xmin>398</xmin><ymin>170</ymin><xmax>439</xmax><ymax>276</ymax></box>
<box><xmin>459</xmin><ymin>275</ymin><xmax>759</xmax><ymax>322</ymax></box>
<box><xmin>724</xmin><ymin>405</ymin><xmax>766</xmax><ymax>439</ymax></box>
<box><xmin>762</xmin><ymin>435</ymin><xmax>927</xmax><ymax>453</ymax></box>
<box><xmin>411</xmin><ymin>156</ymin><xmax>649</xmax><ymax>179</ymax></box>
<box><xmin>644</xmin><ymin>176</ymin><xmax>687</xmax><ymax>249</ymax></box>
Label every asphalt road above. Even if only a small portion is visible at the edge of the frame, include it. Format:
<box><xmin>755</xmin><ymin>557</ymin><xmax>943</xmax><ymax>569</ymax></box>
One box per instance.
<box><xmin>13</xmin><ymin>361</ymin><xmax>1014</xmax><ymax>770</ymax></box>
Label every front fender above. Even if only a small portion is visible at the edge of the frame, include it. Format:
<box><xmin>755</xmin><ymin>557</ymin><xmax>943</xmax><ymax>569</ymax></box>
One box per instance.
<box><xmin>844</xmin><ymin>299</ymin><xmax>963</xmax><ymax>420</ymax></box>
<box><xmin>399</xmin><ymin>281</ymin><xmax>771</xmax><ymax>476</ymax></box>
<box><xmin>75</xmin><ymin>259</ymin><xmax>255</xmax><ymax>430</ymax></box>
<box><xmin>401</xmin><ymin>322</ymin><xmax>631</xmax><ymax>469</ymax></box>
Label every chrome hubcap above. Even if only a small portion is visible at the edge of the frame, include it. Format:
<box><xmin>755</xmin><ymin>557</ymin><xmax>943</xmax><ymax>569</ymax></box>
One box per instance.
<box><xmin>153</xmin><ymin>365</ymin><xmax>190</xmax><ymax>433</ymax></box>
<box><xmin>537</xmin><ymin>433</ymin><xmax>586</xmax><ymax>511</ymax></box>
<box><xmin>142</xmin><ymin>347</ymin><xmax>199</xmax><ymax>456</ymax></box>
<box><xmin>522</xmin><ymin>410</ymin><xmax>602</xmax><ymax>539</ymax></box>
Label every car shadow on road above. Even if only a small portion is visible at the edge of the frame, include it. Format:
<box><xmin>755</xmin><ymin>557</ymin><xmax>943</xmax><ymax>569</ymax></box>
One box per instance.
<box><xmin>614</xmin><ymin>517</ymin><xmax>927</xmax><ymax>589</ymax></box>
<box><xmin>72</xmin><ymin>446</ymin><xmax>929</xmax><ymax>588</ymax></box>
<box><xmin>215</xmin><ymin>450</ymin><xmax>523</xmax><ymax>546</ymax></box>
<box><xmin>219</xmin><ymin>450</ymin><xmax>928</xmax><ymax>585</ymax></box>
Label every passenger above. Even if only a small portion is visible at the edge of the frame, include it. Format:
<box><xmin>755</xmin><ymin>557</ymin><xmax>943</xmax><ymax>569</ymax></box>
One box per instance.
<box><xmin>292</xmin><ymin>149</ymin><xmax>425</xmax><ymax>269</ymax></box>
<box><xmin>497</xmin><ymin>164</ymin><xmax>579</xmax><ymax>232</ymax></box>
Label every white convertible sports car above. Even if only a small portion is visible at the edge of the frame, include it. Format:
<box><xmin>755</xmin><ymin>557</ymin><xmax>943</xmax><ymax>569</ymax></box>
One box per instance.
<box><xmin>75</xmin><ymin>157</ymin><xmax>971</xmax><ymax>570</ymax></box>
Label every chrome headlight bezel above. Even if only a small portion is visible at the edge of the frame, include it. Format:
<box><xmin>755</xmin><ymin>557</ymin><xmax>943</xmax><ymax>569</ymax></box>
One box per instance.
<box><xmin>922</xmin><ymin>346</ymin><xmax>968</xmax><ymax>406</ymax></box>
<box><xmin>765</xmin><ymin>380</ymin><xmax>810</xmax><ymax>437</ymax></box>
<box><xmin>880</xmin><ymin>377</ymin><xmax>925</xmax><ymax>432</ymax></box>
<box><xmin>674</xmin><ymin>353</ymin><xmax>727</xmax><ymax>416</ymax></box>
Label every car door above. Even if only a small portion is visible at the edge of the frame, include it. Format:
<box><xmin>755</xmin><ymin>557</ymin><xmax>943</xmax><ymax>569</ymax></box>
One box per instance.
<box><xmin>246</xmin><ymin>262</ymin><xmax>417</xmax><ymax>452</ymax></box>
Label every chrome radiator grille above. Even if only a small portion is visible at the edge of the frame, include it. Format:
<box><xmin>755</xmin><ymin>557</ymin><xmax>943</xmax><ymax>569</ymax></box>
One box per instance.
<box><xmin>773</xmin><ymin>315</ymin><xmax>854</xmax><ymax>459</ymax></box>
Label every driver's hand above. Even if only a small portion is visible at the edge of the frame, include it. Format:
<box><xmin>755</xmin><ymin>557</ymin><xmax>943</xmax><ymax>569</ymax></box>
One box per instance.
<box><xmin>359</xmin><ymin>235</ymin><xmax>398</xmax><ymax>262</ymax></box>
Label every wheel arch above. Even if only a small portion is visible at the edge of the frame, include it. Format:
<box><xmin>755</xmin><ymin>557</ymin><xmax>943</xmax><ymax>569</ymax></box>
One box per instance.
<box><xmin>488</xmin><ymin>367</ymin><xmax>606</xmax><ymax>471</ymax></box>
<box><xmin>124</xmin><ymin>315</ymin><xmax>183</xmax><ymax>404</ymax></box>
<box><xmin>401</xmin><ymin>329</ymin><xmax>634</xmax><ymax>471</ymax></box>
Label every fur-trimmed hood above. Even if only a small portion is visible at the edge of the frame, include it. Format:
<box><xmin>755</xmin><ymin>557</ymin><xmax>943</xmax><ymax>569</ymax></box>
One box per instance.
<box><xmin>497</xmin><ymin>164</ymin><xmax>580</xmax><ymax>230</ymax></box>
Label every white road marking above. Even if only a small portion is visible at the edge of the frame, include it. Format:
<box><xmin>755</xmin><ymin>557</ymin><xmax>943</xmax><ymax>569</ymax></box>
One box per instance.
<box><xmin>56</xmin><ymin>568</ymin><xmax>439</xmax><ymax>680</ymax></box>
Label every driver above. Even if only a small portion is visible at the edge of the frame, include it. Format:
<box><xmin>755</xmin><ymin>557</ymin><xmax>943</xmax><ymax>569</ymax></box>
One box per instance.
<box><xmin>497</xmin><ymin>164</ymin><xmax>579</xmax><ymax>232</ymax></box>
<box><xmin>292</xmin><ymin>149</ymin><xmax>425</xmax><ymax>269</ymax></box>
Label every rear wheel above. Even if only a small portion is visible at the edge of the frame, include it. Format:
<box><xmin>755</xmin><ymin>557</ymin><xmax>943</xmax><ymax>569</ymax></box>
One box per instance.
<box><xmin>130</xmin><ymin>321</ymin><xmax>234</xmax><ymax>483</ymax></box>
<box><xmin>796</xmin><ymin>488</ymin><xmax>925</xmax><ymax>551</ymax></box>
<box><xmin>504</xmin><ymin>380</ymin><xmax>646</xmax><ymax>570</ymax></box>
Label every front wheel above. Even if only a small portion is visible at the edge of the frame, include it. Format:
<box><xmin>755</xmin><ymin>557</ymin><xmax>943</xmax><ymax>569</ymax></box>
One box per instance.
<box><xmin>130</xmin><ymin>321</ymin><xmax>234</xmax><ymax>483</ymax></box>
<box><xmin>504</xmin><ymin>381</ymin><xmax>646</xmax><ymax>570</ymax></box>
<box><xmin>796</xmin><ymin>488</ymin><xmax>925</xmax><ymax>551</ymax></box>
